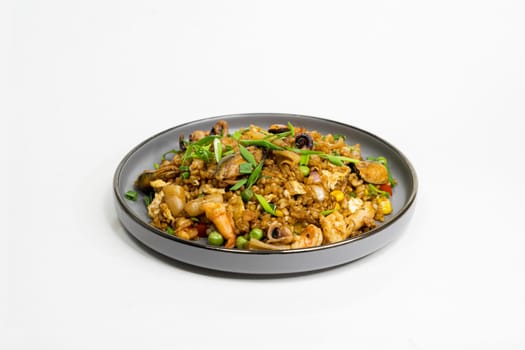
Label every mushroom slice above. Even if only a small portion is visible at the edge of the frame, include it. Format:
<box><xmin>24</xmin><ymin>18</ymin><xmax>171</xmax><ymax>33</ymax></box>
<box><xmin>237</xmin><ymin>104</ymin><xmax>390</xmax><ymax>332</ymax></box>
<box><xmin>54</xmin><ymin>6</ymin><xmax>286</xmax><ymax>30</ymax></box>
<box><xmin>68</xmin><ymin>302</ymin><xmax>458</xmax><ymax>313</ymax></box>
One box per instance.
<box><xmin>246</xmin><ymin>239</ymin><xmax>291</xmax><ymax>251</ymax></box>
<box><xmin>295</xmin><ymin>133</ymin><xmax>314</xmax><ymax>150</ymax></box>
<box><xmin>266</xmin><ymin>222</ymin><xmax>294</xmax><ymax>244</ymax></box>
<box><xmin>210</xmin><ymin>120</ymin><xmax>228</xmax><ymax>136</ymax></box>
<box><xmin>135</xmin><ymin>165</ymin><xmax>179</xmax><ymax>192</ymax></box>
<box><xmin>273</xmin><ymin>150</ymin><xmax>300</xmax><ymax>168</ymax></box>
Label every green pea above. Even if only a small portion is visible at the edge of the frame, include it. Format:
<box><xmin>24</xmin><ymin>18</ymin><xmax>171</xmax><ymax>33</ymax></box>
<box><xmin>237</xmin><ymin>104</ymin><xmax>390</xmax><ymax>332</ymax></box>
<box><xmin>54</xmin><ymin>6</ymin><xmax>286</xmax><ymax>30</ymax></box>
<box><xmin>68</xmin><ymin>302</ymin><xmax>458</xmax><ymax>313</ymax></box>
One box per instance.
<box><xmin>207</xmin><ymin>231</ymin><xmax>224</xmax><ymax>246</ymax></box>
<box><xmin>299</xmin><ymin>165</ymin><xmax>310</xmax><ymax>177</ymax></box>
<box><xmin>236</xmin><ymin>236</ymin><xmax>248</xmax><ymax>249</ymax></box>
<box><xmin>249</xmin><ymin>228</ymin><xmax>264</xmax><ymax>240</ymax></box>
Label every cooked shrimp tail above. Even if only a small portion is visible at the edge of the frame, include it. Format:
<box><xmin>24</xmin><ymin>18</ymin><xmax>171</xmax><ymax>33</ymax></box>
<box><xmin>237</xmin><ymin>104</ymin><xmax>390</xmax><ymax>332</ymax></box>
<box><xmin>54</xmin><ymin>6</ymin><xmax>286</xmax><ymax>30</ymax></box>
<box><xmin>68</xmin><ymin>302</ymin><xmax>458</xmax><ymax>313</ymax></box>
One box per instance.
<box><xmin>202</xmin><ymin>202</ymin><xmax>236</xmax><ymax>248</ymax></box>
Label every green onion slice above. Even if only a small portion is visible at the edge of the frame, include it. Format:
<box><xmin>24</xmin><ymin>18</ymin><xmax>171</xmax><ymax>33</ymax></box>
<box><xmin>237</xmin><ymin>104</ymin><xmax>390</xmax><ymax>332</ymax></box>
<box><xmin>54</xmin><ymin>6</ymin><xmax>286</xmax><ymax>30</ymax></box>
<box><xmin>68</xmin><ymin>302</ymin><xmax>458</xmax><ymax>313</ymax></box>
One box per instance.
<box><xmin>321</xmin><ymin>209</ymin><xmax>335</xmax><ymax>216</ymax></box>
<box><xmin>239</xmin><ymin>162</ymin><xmax>253</xmax><ymax>174</ymax></box>
<box><xmin>230</xmin><ymin>178</ymin><xmax>248</xmax><ymax>191</ymax></box>
<box><xmin>239</xmin><ymin>144</ymin><xmax>257</xmax><ymax>167</ymax></box>
<box><xmin>254</xmin><ymin>193</ymin><xmax>277</xmax><ymax>216</ymax></box>
<box><xmin>240</xmin><ymin>139</ymin><xmax>284</xmax><ymax>150</ymax></box>
<box><xmin>213</xmin><ymin>137</ymin><xmax>222</xmax><ymax>163</ymax></box>
<box><xmin>246</xmin><ymin>159</ymin><xmax>264</xmax><ymax>188</ymax></box>
<box><xmin>368</xmin><ymin>184</ymin><xmax>390</xmax><ymax>198</ymax></box>
<box><xmin>125</xmin><ymin>190</ymin><xmax>138</xmax><ymax>201</ymax></box>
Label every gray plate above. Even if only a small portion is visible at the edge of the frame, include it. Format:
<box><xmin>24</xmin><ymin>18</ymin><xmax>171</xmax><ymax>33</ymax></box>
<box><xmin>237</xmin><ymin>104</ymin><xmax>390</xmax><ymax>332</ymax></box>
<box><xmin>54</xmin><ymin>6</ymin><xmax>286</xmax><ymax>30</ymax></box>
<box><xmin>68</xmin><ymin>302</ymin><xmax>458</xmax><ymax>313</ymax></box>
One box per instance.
<box><xmin>113</xmin><ymin>113</ymin><xmax>418</xmax><ymax>275</ymax></box>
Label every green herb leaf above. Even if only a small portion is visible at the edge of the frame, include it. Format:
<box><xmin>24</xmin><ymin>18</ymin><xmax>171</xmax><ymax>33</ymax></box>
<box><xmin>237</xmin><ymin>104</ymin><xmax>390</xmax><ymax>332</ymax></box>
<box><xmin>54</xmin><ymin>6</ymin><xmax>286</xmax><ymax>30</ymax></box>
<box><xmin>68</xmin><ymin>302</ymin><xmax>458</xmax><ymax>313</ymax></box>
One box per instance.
<box><xmin>321</xmin><ymin>209</ymin><xmax>335</xmax><ymax>216</ymax></box>
<box><xmin>333</xmin><ymin>134</ymin><xmax>346</xmax><ymax>141</ymax></box>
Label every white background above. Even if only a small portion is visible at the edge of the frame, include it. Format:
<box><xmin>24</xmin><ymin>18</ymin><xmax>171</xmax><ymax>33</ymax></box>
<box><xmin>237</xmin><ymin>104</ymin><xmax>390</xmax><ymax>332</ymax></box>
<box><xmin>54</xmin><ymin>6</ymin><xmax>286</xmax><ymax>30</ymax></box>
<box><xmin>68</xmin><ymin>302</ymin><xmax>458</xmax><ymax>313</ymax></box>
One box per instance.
<box><xmin>3</xmin><ymin>0</ymin><xmax>525</xmax><ymax>349</ymax></box>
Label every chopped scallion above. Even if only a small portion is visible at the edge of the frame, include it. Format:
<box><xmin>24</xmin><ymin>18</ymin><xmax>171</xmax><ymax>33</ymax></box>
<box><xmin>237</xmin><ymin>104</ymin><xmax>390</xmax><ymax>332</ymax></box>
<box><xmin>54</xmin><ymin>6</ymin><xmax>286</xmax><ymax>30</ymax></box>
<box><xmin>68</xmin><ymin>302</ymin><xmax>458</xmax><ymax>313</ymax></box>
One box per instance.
<box><xmin>143</xmin><ymin>192</ymin><xmax>154</xmax><ymax>206</ymax></box>
<box><xmin>232</xmin><ymin>129</ymin><xmax>246</xmax><ymax>141</ymax></box>
<box><xmin>299</xmin><ymin>165</ymin><xmax>310</xmax><ymax>177</ymax></box>
<box><xmin>213</xmin><ymin>137</ymin><xmax>222</xmax><ymax>163</ymax></box>
<box><xmin>367</xmin><ymin>184</ymin><xmax>390</xmax><ymax>198</ymax></box>
<box><xmin>125</xmin><ymin>190</ymin><xmax>138</xmax><ymax>201</ymax></box>
<box><xmin>246</xmin><ymin>159</ymin><xmax>264</xmax><ymax>188</ymax></box>
<box><xmin>230</xmin><ymin>178</ymin><xmax>248</xmax><ymax>191</ymax></box>
<box><xmin>239</xmin><ymin>162</ymin><xmax>253</xmax><ymax>174</ymax></box>
<box><xmin>288</xmin><ymin>121</ymin><xmax>295</xmax><ymax>137</ymax></box>
<box><xmin>299</xmin><ymin>154</ymin><xmax>310</xmax><ymax>166</ymax></box>
<box><xmin>241</xmin><ymin>188</ymin><xmax>253</xmax><ymax>202</ymax></box>
<box><xmin>321</xmin><ymin>209</ymin><xmax>335</xmax><ymax>216</ymax></box>
<box><xmin>239</xmin><ymin>144</ymin><xmax>257</xmax><ymax>167</ymax></box>
<box><xmin>254</xmin><ymin>193</ymin><xmax>278</xmax><ymax>216</ymax></box>
<box><xmin>240</xmin><ymin>139</ymin><xmax>284</xmax><ymax>150</ymax></box>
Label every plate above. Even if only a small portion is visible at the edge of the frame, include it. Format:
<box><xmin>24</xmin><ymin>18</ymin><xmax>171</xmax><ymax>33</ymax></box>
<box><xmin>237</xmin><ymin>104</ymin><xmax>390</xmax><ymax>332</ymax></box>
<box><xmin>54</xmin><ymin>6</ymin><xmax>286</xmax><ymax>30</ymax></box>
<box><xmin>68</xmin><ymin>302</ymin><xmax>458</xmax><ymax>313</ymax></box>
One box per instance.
<box><xmin>113</xmin><ymin>113</ymin><xmax>418</xmax><ymax>275</ymax></box>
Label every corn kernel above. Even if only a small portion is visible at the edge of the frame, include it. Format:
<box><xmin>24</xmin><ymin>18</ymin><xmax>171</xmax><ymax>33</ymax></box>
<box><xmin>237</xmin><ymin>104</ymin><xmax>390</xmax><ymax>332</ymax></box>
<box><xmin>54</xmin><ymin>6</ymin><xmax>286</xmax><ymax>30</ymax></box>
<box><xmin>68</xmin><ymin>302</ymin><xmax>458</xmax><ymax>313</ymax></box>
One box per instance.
<box><xmin>330</xmin><ymin>190</ymin><xmax>344</xmax><ymax>202</ymax></box>
<box><xmin>378</xmin><ymin>197</ymin><xmax>392</xmax><ymax>215</ymax></box>
<box><xmin>334</xmin><ymin>203</ymin><xmax>341</xmax><ymax>211</ymax></box>
<box><xmin>275</xmin><ymin>209</ymin><xmax>284</xmax><ymax>217</ymax></box>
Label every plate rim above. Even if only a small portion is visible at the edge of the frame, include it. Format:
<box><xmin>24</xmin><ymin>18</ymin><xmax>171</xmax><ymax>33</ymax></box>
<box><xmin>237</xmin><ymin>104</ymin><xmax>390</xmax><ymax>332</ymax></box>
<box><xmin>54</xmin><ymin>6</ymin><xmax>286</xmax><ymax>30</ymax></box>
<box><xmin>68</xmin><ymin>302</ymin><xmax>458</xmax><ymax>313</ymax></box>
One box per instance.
<box><xmin>113</xmin><ymin>112</ymin><xmax>418</xmax><ymax>257</ymax></box>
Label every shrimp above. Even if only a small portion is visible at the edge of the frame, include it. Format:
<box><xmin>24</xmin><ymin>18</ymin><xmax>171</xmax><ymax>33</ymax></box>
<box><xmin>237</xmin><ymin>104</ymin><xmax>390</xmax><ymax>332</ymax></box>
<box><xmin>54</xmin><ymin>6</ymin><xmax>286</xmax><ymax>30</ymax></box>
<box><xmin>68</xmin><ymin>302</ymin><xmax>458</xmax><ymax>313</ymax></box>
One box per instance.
<box><xmin>291</xmin><ymin>224</ymin><xmax>323</xmax><ymax>249</ymax></box>
<box><xmin>201</xmin><ymin>202</ymin><xmax>236</xmax><ymax>248</ymax></box>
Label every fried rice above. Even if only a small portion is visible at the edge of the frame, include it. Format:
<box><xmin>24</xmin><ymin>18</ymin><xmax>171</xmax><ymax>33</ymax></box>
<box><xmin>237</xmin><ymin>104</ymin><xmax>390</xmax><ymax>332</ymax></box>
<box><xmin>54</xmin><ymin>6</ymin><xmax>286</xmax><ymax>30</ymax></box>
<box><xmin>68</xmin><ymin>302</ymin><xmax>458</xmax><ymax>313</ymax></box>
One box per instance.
<box><xmin>130</xmin><ymin>120</ymin><xmax>395</xmax><ymax>250</ymax></box>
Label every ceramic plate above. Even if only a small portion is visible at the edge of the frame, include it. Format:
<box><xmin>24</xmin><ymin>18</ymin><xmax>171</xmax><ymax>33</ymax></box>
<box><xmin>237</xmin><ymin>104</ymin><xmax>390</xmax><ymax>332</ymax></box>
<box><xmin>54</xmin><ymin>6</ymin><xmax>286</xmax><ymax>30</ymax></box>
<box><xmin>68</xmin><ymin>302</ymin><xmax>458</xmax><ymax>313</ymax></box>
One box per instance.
<box><xmin>113</xmin><ymin>113</ymin><xmax>417</xmax><ymax>275</ymax></box>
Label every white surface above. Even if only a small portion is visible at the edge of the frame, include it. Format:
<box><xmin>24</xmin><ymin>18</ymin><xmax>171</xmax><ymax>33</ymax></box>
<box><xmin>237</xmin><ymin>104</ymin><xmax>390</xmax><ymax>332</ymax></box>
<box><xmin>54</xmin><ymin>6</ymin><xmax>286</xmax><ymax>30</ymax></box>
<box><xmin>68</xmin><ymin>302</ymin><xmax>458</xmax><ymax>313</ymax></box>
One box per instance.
<box><xmin>3</xmin><ymin>0</ymin><xmax>525</xmax><ymax>349</ymax></box>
